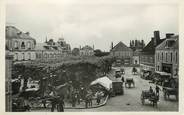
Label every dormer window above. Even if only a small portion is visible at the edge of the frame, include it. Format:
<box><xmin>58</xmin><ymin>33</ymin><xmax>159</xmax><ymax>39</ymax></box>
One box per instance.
<box><xmin>166</xmin><ymin>40</ymin><xmax>175</xmax><ymax>48</ymax></box>
<box><xmin>27</xmin><ymin>42</ymin><xmax>31</xmax><ymax>50</ymax></box>
<box><xmin>14</xmin><ymin>41</ymin><xmax>19</xmax><ymax>49</ymax></box>
<box><xmin>21</xmin><ymin>42</ymin><xmax>25</xmax><ymax>49</ymax></box>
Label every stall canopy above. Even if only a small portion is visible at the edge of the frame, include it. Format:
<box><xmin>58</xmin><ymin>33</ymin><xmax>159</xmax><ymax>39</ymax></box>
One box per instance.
<box><xmin>155</xmin><ymin>71</ymin><xmax>171</xmax><ymax>76</ymax></box>
<box><xmin>90</xmin><ymin>76</ymin><xmax>112</xmax><ymax>91</ymax></box>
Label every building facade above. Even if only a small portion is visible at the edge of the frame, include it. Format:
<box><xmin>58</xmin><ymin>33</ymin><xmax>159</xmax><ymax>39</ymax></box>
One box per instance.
<box><xmin>57</xmin><ymin>38</ymin><xmax>71</xmax><ymax>54</ymax></box>
<box><xmin>155</xmin><ymin>35</ymin><xmax>178</xmax><ymax>78</ymax></box>
<box><xmin>6</xmin><ymin>26</ymin><xmax>36</xmax><ymax>62</ymax></box>
<box><xmin>130</xmin><ymin>40</ymin><xmax>145</xmax><ymax>65</ymax></box>
<box><xmin>110</xmin><ymin>41</ymin><xmax>133</xmax><ymax>65</ymax></box>
<box><xmin>35</xmin><ymin>39</ymin><xmax>63</xmax><ymax>60</ymax></box>
<box><xmin>140</xmin><ymin>31</ymin><xmax>165</xmax><ymax>74</ymax></box>
<box><xmin>79</xmin><ymin>45</ymin><xmax>94</xmax><ymax>56</ymax></box>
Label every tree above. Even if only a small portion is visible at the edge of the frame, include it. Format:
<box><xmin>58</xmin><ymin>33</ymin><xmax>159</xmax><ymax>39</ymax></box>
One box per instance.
<box><xmin>94</xmin><ymin>49</ymin><xmax>109</xmax><ymax>57</ymax></box>
<box><xmin>72</xmin><ymin>48</ymin><xmax>80</xmax><ymax>56</ymax></box>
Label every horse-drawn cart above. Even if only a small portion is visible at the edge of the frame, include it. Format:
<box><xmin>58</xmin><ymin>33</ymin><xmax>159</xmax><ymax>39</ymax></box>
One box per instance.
<box><xmin>163</xmin><ymin>87</ymin><xmax>178</xmax><ymax>101</ymax></box>
<box><xmin>162</xmin><ymin>78</ymin><xmax>178</xmax><ymax>101</ymax></box>
<box><xmin>141</xmin><ymin>90</ymin><xmax>159</xmax><ymax>107</ymax></box>
<box><xmin>125</xmin><ymin>78</ymin><xmax>135</xmax><ymax>88</ymax></box>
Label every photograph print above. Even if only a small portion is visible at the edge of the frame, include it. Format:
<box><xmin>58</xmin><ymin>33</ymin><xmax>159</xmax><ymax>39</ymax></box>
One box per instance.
<box><xmin>5</xmin><ymin>0</ymin><xmax>179</xmax><ymax>112</ymax></box>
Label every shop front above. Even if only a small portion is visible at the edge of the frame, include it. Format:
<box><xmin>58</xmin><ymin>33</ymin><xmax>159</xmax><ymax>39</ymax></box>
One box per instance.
<box><xmin>162</xmin><ymin>63</ymin><xmax>172</xmax><ymax>74</ymax></box>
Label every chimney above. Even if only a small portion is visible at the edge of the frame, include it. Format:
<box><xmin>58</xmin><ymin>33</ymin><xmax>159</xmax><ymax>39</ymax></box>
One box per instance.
<box><xmin>17</xmin><ymin>32</ymin><xmax>22</xmax><ymax>35</ymax></box>
<box><xmin>166</xmin><ymin>33</ymin><xmax>174</xmax><ymax>38</ymax></box>
<box><xmin>25</xmin><ymin>32</ymin><xmax>30</xmax><ymax>36</ymax></box>
<box><xmin>93</xmin><ymin>45</ymin><xmax>94</xmax><ymax>50</ymax></box>
<box><xmin>151</xmin><ymin>37</ymin><xmax>157</xmax><ymax>46</ymax></box>
<box><xmin>154</xmin><ymin>31</ymin><xmax>160</xmax><ymax>40</ymax></box>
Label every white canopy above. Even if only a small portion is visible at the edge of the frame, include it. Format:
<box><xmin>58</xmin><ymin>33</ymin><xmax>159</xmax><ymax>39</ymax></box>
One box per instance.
<box><xmin>155</xmin><ymin>71</ymin><xmax>171</xmax><ymax>76</ymax></box>
<box><xmin>90</xmin><ymin>76</ymin><xmax>112</xmax><ymax>91</ymax></box>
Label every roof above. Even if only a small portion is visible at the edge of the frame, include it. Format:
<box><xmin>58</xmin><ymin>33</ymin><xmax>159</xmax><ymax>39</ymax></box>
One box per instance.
<box><xmin>6</xmin><ymin>26</ymin><xmax>35</xmax><ymax>40</ymax></box>
<box><xmin>81</xmin><ymin>45</ymin><xmax>93</xmax><ymax>50</ymax></box>
<box><xmin>156</xmin><ymin>35</ymin><xmax>178</xmax><ymax>50</ymax></box>
<box><xmin>155</xmin><ymin>71</ymin><xmax>171</xmax><ymax>76</ymax></box>
<box><xmin>111</xmin><ymin>41</ymin><xmax>133</xmax><ymax>52</ymax></box>
<box><xmin>35</xmin><ymin>43</ymin><xmax>62</xmax><ymax>51</ymax></box>
<box><xmin>142</xmin><ymin>38</ymin><xmax>165</xmax><ymax>54</ymax></box>
<box><xmin>90</xmin><ymin>76</ymin><xmax>112</xmax><ymax>91</ymax></box>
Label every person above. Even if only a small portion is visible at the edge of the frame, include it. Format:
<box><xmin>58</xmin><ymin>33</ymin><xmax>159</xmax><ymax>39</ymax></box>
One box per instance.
<box><xmin>51</xmin><ymin>97</ymin><xmax>57</xmax><ymax>112</ymax></box>
<box><xmin>96</xmin><ymin>91</ymin><xmax>101</xmax><ymax>105</ymax></box>
<box><xmin>149</xmin><ymin>86</ymin><xmax>153</xmax><ymax>94</ymax></box>
<box><xmin>85</xmin><ymin>95</ymin><xmax>89</xmax><ymax>108</ymax></box>
<box><xmin>42</xmin><ymin>100</ymin><xmax>47</xmax><ymax>108</ymax></box>
<box><xmin>121</xmin><ymin>75</ymin><xmax>124</xmax><ymax>83</ymax></box>
<box><xmin>57</xmin><ymin>96</ymin><xmax>65</xmax><ymax>112</ymax></box>
<box><xmin>71</xmin><ymin>92</ymin><xmax>77</xmax><ymax>107</ymax></box>
<box><xmin>155</xmin><ymin>85</ymin><xmax>161</xmax><ymax>96</ymax></box>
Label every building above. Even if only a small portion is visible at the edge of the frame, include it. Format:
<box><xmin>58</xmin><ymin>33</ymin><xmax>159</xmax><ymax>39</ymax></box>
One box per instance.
<box><xmin>110</xmin><ymin>41</ymin><xmax>133</xmax><ymax>65</ymax></box>
<box><xmin>6</xmin><ymin>26</ymin><xmax>36</xmax><ymax>62</ymax></box>
<box><xmin>130</xmin><ymin>40</ymin><xmax>145</xmax><ymax>65</ymax></box>
<box><xmin>155</xmin><ymin>34</ymin><xmax>178</xmax><ymax>77</ymax></box>
<box><xmin>57</xmin><ymin>38</ymin><xmax>71</xmax><ymax>54</ymax></box>
<box><xmin>132</xmin><ymin>49</ymin><xmax>142</xmax><ymax>65</ymax></box>
<box><xmin>140</xmin><ymin>31</ymin><xmax>165</xmax><ymax>75</ymax></box>
<box><xmin>130</xmin><ymin>39</ymin><xmax>145</xmax><ymax>51</ymax></box>
<box><xmin>35</xmin><ymin>39</ymin><xmax>63</xmax><ymax>60</ymax></box>
<box><xmin>79</xmin><ymin>45</ymin><xmax>94</xmax><ymax>56</ymax></box>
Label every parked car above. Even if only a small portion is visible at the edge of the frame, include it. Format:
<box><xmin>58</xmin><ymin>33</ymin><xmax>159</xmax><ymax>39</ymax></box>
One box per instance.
<box><xmin>115</xmin><ymin>70</ymin><xmax>121</xmax><ymax>78</ymax></box>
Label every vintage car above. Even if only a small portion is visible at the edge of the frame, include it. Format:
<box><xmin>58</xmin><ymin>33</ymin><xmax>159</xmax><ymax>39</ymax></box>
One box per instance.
<box><xmin>115</xmin><ymin>69</ymin><xmax>122</xmax><ymax>78</ymax></box>
<box><xmin>125</xmin><ymin>78</ymin><xmax>135</xmax><ymax>88</ymax></box>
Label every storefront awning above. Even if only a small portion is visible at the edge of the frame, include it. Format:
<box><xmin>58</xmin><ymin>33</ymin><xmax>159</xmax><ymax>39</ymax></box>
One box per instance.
<box><xmin>155</xmin><ymin>71</ymin><xmax>171</xmax><ymax>76</ymax></box>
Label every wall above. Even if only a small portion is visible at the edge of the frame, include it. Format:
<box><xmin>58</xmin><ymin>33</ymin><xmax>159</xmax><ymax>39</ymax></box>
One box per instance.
<box><xmin>5</xmin><ymin>53</ymin><xmax>13</xmax><ymax>112</ymax></box>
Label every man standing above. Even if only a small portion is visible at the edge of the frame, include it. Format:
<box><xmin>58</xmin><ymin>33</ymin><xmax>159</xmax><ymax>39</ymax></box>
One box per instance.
<box><xmin>57</xmin><ymin>96</ymin><xmax>65</xmax><ymax>112</ymax></box>
<box><xmin>155</xmin><ymin>85</ymin><xmax>161</xmax><ymax>96</ymax></box>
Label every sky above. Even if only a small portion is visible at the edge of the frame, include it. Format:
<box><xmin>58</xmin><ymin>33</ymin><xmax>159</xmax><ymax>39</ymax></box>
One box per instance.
<box><xmin>6</xmin><ymin>0</ymin><xmax>179</xmax><ymax>51</ymax></box>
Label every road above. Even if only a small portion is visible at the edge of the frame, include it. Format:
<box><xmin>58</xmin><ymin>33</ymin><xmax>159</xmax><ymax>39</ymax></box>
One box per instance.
<box><xmin>33</xmin><ymin>67</ymin><xmax>178</xmax><ymax>112</ymax></box>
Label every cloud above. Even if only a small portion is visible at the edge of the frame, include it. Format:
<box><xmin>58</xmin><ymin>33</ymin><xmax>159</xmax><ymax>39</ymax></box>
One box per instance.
<box><xmin>6</xmin><ymin>2</ymin><xmax>178</xmax><ymax>51</ymax></box>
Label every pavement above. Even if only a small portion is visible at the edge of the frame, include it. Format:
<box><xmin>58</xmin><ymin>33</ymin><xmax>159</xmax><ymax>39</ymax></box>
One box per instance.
<box><xmin>32</xmin><ymin>67</ymin><xmax>178</xmax><ymax>112</ymax></box>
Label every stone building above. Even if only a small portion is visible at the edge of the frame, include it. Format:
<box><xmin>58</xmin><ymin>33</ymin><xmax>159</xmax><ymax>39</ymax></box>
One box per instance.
<box><xmin>140</xmin><ymin>31</ymin><xmax>165</xmax><ymax>75</ymax></box>
<box><xmin>57</xmin><ymin>38</ymin><xmax>71</xmax><ymax>54</ymax></box>
<box><xmin>110</xmin><ymin>41</ymin><xmax>133</xmax><ymax>65</ymax></box>
<box><xmin>130</xmin><ymin>40</ymin><xmax>145</xmax><ymax>65</ymax></box>
<box><xmin>6</xmin><ymin>26</ymin><xmax>36</xmax><ymax>62</ymax></box>
<box><xmin>155</xmin><ymin>34</ymin><xmax>178</xmax><ymax>78</ymax></box>
<box><xmin>79</xmin><ymin>45</ymin><xmax>94</xmax><ymax>56</ymax></box>
<box><xmin>35</xmin><ymin>39</ymin><xmax>63</xmax><ymax>60</ymax></box>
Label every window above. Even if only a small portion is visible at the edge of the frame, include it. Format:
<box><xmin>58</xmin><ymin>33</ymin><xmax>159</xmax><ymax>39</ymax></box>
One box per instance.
<box><xmin>22</xmin><ymin>53</ymin><xmax>25</xmax><ymax>60</ymax></box>
<box><xmin>27</xmin><ymin>42</ymin><xmax>31</xmax><ymax>49</ymax></box>
<box><xmin>157</xmin><ymin>53</ymin><xmax>159</xmax><ymax>61</ymax></box>
<box><xmin>28</xmin><ymin>53</ymin><xmax>31</xmax><ymax>60</ymax></box>
<box><xmin>21</xmin><ymin>42</ymin><xmax>25</xmax><ymax>49</ymax></box>
<box><xmin>176</xmin><ymin>52</ymin><xmax>178</xmax><ymax>63</ymax></box>
<box><xmin>166</xmin><ymin>52</ymin><xmax>168</xmax><ymax>62</ymax></box>
<box><xmin>171</xmin><ymin>52</ymin><xmax>173</xmax><ymax>62</ymax></box>
<box><xmin>14</xmin><ymin>53</ymin><xmax>18</xmax><ymax>60</ymax></box>
<box><xmin>14</xmin><ymin>41</ymin><xmax>18</xmax><ymax>49</ymax></box>
<box><xmin>157</xmin><ymin>66</ymin><xmax>160</xmax><ymax>71</ymax></box>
